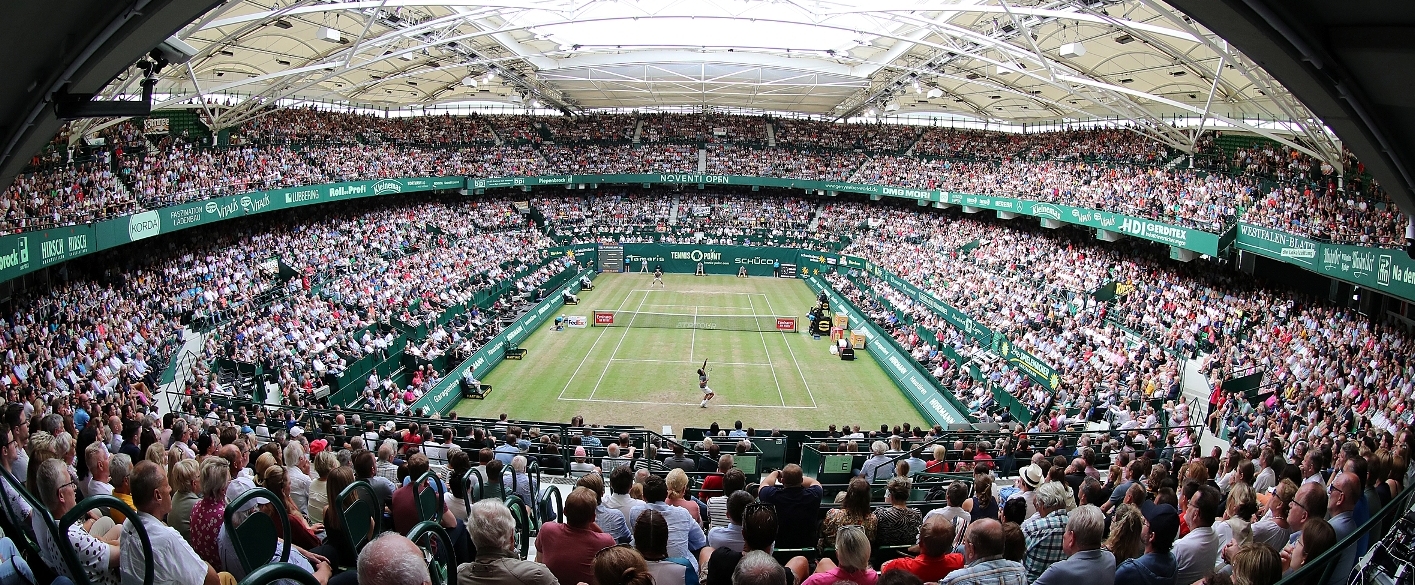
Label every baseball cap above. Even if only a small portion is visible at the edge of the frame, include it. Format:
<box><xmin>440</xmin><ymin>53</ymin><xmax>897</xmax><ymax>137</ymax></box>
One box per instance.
<box><xmin>1140</xmin><ymin>501</ymin><xmax>1180</xmax><ymax>541</ymax></box>
<box><xmin>1019</xmin><ymin>464</ymin><xmax>1044</xmax><ymax>489</ymax></box>
<box><xmin>309</xmin><ymin>439</ymin><xmax>328</xmax><ymax>456</ymax></box>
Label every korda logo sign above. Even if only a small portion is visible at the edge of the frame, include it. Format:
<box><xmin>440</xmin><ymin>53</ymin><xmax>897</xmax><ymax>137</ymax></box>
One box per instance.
<box><xmin>373</xmin><ymin>180</ymin><xmax>403</xmax><ymax>195</ymax></box>
<box><xmin>128</xmin><ymin>211</ymin><xmax>160</xmax><ymax>241</ymax></box>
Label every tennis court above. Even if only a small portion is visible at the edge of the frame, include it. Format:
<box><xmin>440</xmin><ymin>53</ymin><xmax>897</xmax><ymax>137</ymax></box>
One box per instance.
<box><xmin>453</xmin><ymin>273</ymin><xmax>924</xmax><ymax>432</ymax></box>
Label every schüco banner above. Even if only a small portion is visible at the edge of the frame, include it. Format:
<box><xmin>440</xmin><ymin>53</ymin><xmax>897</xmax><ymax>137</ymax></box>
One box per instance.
<box><xmin>805</xmin><ymin>276</ymin><xmax>970</xmax><ymax>426</ymax></box>
<box><xmin>1236</xmin><ymin>222</ymin><xmax>1415</xmax><ymax>303</ymax></box>
<box><xmin>467</xmin><ymin>174</ymin><xmax>944</xmax><ymax>202</ymax></box>
<box><xmin>623</xmin><ymin>244</ymin><xmax>801</xmax><ymax>276</ymax></box>
<box><xmin>412</xmin><ymin>268</ymin><xmax>596</xmax><ymax>416</ymax></box>
<box><xmin>944</xmin><ymin>193</ymin><xmax>1223</xmax><ymax>256</ymax></box>
<box><xmin>0</xmin><ymin>176</ymin><xmax>465</xmax><ymax>285</ymax></box>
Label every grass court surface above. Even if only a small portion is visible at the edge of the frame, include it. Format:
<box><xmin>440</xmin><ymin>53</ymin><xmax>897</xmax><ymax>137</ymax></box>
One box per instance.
<box><xmin>452</xmin><ymin>272</ymin><xmax>923</xmax><ymax>432</ymax></box>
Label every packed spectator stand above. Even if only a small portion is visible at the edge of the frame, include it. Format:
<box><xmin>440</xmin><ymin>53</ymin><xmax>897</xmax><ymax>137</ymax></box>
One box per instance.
<box><xmin>0</xmin><ymin>109</ymin><xmax>1411</xmax><ymax>585</ymax></box>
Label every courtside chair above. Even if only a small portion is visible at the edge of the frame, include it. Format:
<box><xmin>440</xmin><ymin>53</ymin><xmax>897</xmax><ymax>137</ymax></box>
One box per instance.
<box><xmin>59</xmin><ymin>495</ymin><xmax>154</xmax><ymax>585</ymax></box>
<box><xmin>224</xmin><ymin>487</ymin><xmax>288</xmax><ymax>577</ymax></box>
<box><xmin>407</xmin><ymin>520</ymin><xmax>455</xmax><ymax>585</ymax></box>
<box><xmin>334</xmin><ymin>481</ymin><xmax>381</xmax><ymax>567</ymax></box>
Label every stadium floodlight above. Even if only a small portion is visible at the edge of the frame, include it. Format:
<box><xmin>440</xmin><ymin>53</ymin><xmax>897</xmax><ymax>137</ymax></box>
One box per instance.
<box><xmin>318</xmin><ymin>27</ymin><xmax>343</xmax><ymax>43</ymax></box>
<box><xmin>462</xmin><ymin>76</ymin><xmax>478</xmax><ymax>87</ymax></box>
<box><xmin>926</xmin><ymin>88</ymin><xmax>943</xmax><ymax>99</ymax></box>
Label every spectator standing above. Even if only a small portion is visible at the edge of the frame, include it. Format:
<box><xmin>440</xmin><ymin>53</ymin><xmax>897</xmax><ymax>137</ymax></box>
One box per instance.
<box><xmin>758</xmin><ymin>464</ymin><xmax>823</xmax><ymax>549</ymax></box>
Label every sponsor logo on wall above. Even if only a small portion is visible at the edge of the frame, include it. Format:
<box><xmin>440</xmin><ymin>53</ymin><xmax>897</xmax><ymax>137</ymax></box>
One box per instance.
<box><xmin>128</xmin><ymin>211</ymin><xmax>161</xmax><ymax>241</ymax></box>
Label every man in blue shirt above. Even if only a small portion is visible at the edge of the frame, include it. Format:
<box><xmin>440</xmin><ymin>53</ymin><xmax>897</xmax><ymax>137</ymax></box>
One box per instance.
<box><xmin>629</xmin><ymin>475</ymin><xmax>707</xmax><ymax>571</ymax></box>
<box><xmin>1115</xmin><ymin>502</ymin><xmax>1179</xmax><ymax>585</ymax></box>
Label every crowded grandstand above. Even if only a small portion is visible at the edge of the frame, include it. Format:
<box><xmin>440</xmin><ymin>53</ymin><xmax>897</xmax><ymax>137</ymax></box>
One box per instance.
<box><xmin>0</xmin><ymin>0</ymin><xmax>1413</xmax><ymax>584</ymax></box>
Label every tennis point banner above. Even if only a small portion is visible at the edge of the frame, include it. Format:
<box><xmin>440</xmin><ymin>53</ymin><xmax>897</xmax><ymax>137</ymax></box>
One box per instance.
<box><xmin>804</xmin><ymin>276</ymin><xmax>971</xmax><ymax>426</ymax></box>
<box><xmin>622</xmin><ymin>244</ymin><xmax>801</xmax><ymax>276</ymax></box>
<box><xmin>411</xmin><ymin>268</ymin><xmax>596</xmax><ymax>416</ymax></box>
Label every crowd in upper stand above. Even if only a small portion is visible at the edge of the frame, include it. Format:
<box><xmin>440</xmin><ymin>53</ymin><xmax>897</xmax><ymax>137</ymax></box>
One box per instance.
<box><xmin>534</xmin><ymin>189</ymin><xmax>819</xmax><ymax>246</ymax></box>
<box><xmin>3</xmin><ymin>109</ymin><xmax>1408</xmax><ymax>248</ymax></box>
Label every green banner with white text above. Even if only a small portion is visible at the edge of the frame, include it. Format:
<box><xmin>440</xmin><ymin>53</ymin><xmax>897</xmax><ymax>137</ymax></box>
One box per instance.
<box><xmin>1236</xmin><ymin>222</ymin><xmax>1415</xmax><ymax>303</ymax></box>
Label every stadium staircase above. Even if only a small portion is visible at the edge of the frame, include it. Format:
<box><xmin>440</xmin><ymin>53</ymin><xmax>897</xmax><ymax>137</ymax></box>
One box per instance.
<box><xmin>766</xmin><ymin>121</ymin><xmax>777</xmax><ymax>146</ymax></box>
<box><xmin>901</xmin><ymin>127</ymin><xmax>925</xmax><ymax>157</ymax></box>
<box><xmin>668</xmin><ymin>195</ymin><xmax>681</xmax><ymax>225</ymax></box>
<box><xmin>631</xmin><ymin>119</ymin><xmax>644</xmax><ymax>144</ymax></box>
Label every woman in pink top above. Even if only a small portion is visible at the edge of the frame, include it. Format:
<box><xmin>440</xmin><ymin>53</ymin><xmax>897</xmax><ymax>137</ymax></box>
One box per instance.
<box><xmin>802</xmin><ymin>525</ymin><xmax>878</xmax><ymax>585</ymax></box>
<box><xmin>536</xmin><ymin>487</ymin><xmax>615</xmax><ymax>585</ymax></box>
<box><xmin>188</xmin><ymin>456</ymin><xmax>231</xmax><ymax>570</ymax></box>
<box><xmin>664</xmin><ymin>469</ymin><xmax>701</xmax><ymax>524</ymax></box>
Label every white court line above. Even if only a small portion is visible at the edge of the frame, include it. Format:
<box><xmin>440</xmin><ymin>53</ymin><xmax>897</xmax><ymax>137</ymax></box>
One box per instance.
<box><xmin>610</xmin><ymin>358</ymin><xmax>774</xmax><ymax>366</ymax></box>
<box><xmin>632</xmin><ymin>289</ymin><xmax>761</xmax><ymax>296</ymax></box>
<box><xmin>747</xmin><ymin>294</ymin><xmax>786</xmax><ymax>407</ymax></box>
<box><xmin>560</xmin><ymin>397</ymin><xmax>817</xmax><ymax>410</ymax></box>
<box><xmin>762</xmin><ymin>292</ymin><xmax>818</xmax><ymax>408</ymax></box>
<box><xmin>588</xmin><ymin>289</ymin><xmax>651</xmax><ymax>399</ymax></box>
<box><xmin>689</xmin><ymin>305</ymin><xmax>697</xmax><ymax>362</ymax></box>
<box><xmin>558</xmin><ymin>284</ymin><xmax>639</xmax><ymax>400</ymax></box>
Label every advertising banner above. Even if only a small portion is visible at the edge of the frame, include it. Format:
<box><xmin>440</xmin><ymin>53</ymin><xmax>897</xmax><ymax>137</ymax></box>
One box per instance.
<box><xmin>565</xmin><ymin>316</ymin><xmax>588</xmax><ymax>328</ymax></box>
<box><xmin>805</xmin><ymin>276</ymin><xmax>971</xmax><ymax>426</ymax></box>
<box><xmin>0</xmin><ymin>176</ymin><xmax>466</xmax><ymax>284</ymax></box>
<box><xmin>1236</xmin><ymin>222</ymin><xmax>1415</xmax><ymax>303</ymax></box>
<box><xmin>623</xmin><ymin>244</ymin><xmax>801</xmax><ymax>276</ymax></box>
<box><xmin>412</xmin><ymin>268</ymin><xmax>595</xmax><ymax>416</ymax></box>
<box><xmin>944</xmin><ymin>192</ymin><xmax>1223</xmax><ymax>255</ymax></box>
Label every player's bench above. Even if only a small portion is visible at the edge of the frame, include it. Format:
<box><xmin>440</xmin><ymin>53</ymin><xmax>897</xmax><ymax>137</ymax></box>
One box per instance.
<box><xmin>505</xmin><ymin>345</ymin><xmax>528</xmax><ymax>360</ymax></box>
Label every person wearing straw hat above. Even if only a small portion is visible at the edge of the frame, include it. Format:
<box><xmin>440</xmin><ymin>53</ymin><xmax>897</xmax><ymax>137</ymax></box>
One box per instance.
<box><xmin>1011</xmin><ymin>465</ymin><xmax>1043</xmax><ymax>520</ymax></box>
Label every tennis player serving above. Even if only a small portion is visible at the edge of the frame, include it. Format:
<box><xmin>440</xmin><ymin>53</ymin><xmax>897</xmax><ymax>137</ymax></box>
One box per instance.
<box><xmin>698</xmin><ymin>359</ymin><xmax>715</xmax><ymax>407</ymax></box>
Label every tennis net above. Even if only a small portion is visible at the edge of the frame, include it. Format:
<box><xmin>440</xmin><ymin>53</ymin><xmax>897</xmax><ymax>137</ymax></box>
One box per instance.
<box><xmin>592</xmin><ymin>310</ymin><xmax>797</xmax><ymax>332</ymax></box>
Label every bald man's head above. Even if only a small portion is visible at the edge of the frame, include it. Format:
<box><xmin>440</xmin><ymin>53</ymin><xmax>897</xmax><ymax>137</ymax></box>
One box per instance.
<box><xmin>966</xmin><ymin>518</ymin><xmax>1005</xmax><ymax>561</ymax></box>
<box><xmin>1331</xmin><ymin>472</ymin><xmax>1361</xmax><ymax>514</ymax></box>
<box><xmin>218</xmin><ymin>444</ymin><xmax>240</xmax><ymax>468</ymax></box>
<box><xmin>358</xmin><ymin>533</ymin><xmax>431</xmax><ymax>585</ymax></box>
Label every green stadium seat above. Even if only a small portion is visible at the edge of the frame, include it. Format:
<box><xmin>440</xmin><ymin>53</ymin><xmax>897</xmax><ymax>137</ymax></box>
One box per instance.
<box><xmin>335</xmin><ymin>481</ymin><xmax>382</xmax><ymax>565</ymax></box>
<box><xmin>224</xmin><ymin>487</ymin><xmax>289</xmax><ymax>576</ymax></box>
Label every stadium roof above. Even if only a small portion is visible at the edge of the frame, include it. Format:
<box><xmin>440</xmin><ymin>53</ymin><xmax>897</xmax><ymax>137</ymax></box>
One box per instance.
<box><xmin>105</xmin><ymin>0</ymin><xmax>1338</xmax><ymax>157</ymax></box>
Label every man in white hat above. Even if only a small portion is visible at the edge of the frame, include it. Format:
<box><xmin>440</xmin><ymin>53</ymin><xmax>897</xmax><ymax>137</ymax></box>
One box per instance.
<box><xmin>1011</xmin><ymin>464</ymin><xmax>1043</xmax><ymax>520</ymax></box>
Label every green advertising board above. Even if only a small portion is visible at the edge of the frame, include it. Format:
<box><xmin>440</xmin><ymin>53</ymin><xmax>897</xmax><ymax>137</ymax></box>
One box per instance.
<box><xmin>804</xmin><ymin>276</ymin><xmax>971</xmax><ymax>426</ymax></box>
<box><xmin>0</xmin><ymin>176</ymin><xmax>465</xmax><ymax>284</ymax></box>
<box><xmin>540</xmin><ymin>243</ymin><xmax>600</xmax><ymax>269</ymax></box>
<box><xmin>990</xmin><ymin>334</ymin><xmax>1061</xmax><ymax>391</ymax></box>
<box><xmin>411</xmin><ymin>268</ymin><xmax>595</xmax><ymax>416</ymax></box>
<box><xmin>943</xmin><ymin>193</ymin><xmax>1224</xmax><ymax>256</ymax></box>
<box><xmin>1235</xmin><ymin>222</ymin><xmax>1415</xmax><ymax>303</ymax></box>
<box><xmin>796</xmin><ymin>250</ymin><xmax>868</xmax><ymax>277</ymax></box>
<box><xmin>623</xmin><ymin>243</ymin><xmax>802</xmax><ymax>276</ymax></box>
